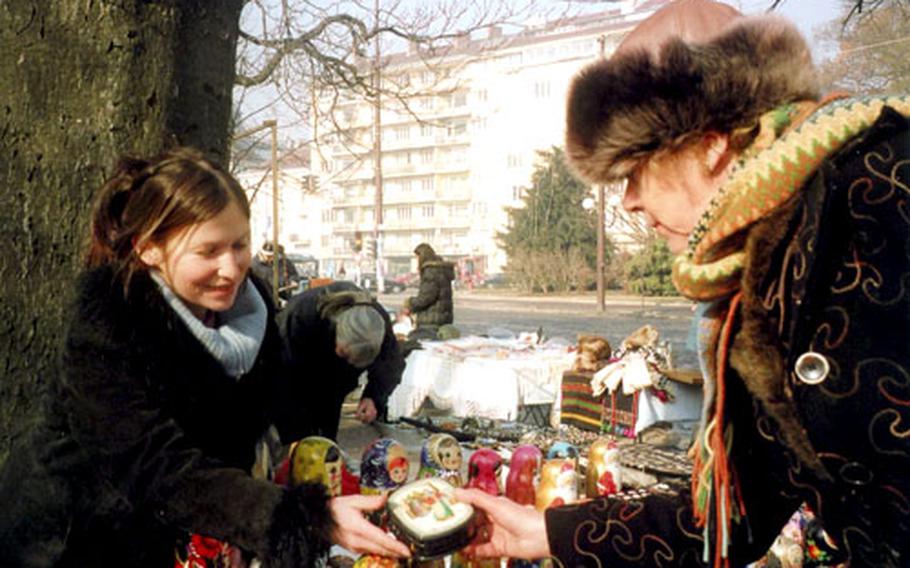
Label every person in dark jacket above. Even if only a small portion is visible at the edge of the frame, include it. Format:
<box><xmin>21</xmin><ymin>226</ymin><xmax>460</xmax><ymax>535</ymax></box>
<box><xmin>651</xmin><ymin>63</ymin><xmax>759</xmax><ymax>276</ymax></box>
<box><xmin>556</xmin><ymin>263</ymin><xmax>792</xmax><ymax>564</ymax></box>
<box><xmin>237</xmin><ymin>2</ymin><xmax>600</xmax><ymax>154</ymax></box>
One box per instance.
<box><xmin>404</xmin><ymin>243</ymin><xmax>455</xmax><ymax>340</ymax></box>
<box><xmin>250</xmin><ymin>241</ymin><xmax>300</xmax><ymax>303</ymax></box>
<box><xmin>0</xmin><ymin>148</ymin><xmax>409</xmax><ymax>567</ymax></box>
<box><xmin>276</xmin><ymin>281</ymin><xmax>405</xmax><ymax>441</ymax></box>
<box><xmin>457</xmin><ymin>1</ymin><xmax>910</xmax><ymax>567</ymax></box>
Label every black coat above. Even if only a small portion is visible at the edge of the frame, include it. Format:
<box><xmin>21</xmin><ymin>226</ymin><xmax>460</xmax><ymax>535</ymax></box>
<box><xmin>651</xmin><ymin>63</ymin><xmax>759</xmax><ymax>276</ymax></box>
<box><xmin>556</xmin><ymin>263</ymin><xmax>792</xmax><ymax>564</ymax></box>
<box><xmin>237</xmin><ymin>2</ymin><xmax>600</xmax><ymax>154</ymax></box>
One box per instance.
<box><xmin>545</xmin><ymin>108</ymin><xmax>910</xmax><ymax>567</ymax></box>
<box><xmin>409</xmin><ymin>260</ymin><xmax>455</xmax><ymax>327</ymax></box>
<box><xmin>275</xmin><ymin>281</ymin><xmax>404</xmax><ymax>440</ymax></box>
<box><xmin>0</xmin><ymin>267</ymin><xmax>332</xmax><ymax>567</ymax></box>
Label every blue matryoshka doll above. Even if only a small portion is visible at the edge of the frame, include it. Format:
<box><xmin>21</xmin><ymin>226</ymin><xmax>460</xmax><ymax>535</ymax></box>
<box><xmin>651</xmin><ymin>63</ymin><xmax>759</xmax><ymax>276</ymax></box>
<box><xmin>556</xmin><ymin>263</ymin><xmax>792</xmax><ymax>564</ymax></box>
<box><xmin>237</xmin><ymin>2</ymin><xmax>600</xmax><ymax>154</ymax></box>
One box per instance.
<box><xmin>360</xmin><ymin>438</ymin><xmax>410</xmax><ymax>496</ymax></box>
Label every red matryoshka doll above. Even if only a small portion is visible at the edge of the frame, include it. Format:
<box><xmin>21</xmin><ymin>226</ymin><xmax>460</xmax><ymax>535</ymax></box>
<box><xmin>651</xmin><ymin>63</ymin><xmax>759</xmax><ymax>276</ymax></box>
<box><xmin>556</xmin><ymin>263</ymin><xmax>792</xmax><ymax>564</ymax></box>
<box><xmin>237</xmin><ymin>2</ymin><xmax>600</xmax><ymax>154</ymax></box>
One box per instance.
<box><xmin>466</xmin><ymin>448</ymin><xmax>503</xmax><ymax>496</ymax></box>
<box><xmin>453</xmin><ymin>448</ymin><xmax>503</xmax><ymax>568</ymax></box>
<box><xmin>289</xmin><ymin>436</ymin><xmax>343</xmax><ymax>496</ymax></box>
<box><xmin>585</xmin><ymin>438</ymin><xmax>623</xmax><ymax>498</ymax></box>
<box><xmin>417</xmin><ymin>433</ymin><xmax>463</xmax><ymax>486</ymax></box>
<box><xmin>360</xmin><ymin>438</ymin><xmax>410</xmax><ymax>496</ymax></box>
<box><xmin>506</xmin><ymin>445</ymin><xmax>542</xmax><ymax>506</ymax></box>
<box><xmin>535</xmin><ymin>459</ymin><xmax>578</xmax><ymax>510</ymax></box>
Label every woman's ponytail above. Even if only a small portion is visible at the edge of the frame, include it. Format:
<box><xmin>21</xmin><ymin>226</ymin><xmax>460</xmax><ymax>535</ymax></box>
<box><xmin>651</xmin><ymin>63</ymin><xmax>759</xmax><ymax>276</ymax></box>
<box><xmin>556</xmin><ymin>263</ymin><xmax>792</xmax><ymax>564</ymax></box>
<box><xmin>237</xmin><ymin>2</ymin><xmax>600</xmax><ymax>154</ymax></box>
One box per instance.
<box><xmin>84</xmin><ymin>156</ymin><xmax>151</xmax><ymax>269</ymax></box>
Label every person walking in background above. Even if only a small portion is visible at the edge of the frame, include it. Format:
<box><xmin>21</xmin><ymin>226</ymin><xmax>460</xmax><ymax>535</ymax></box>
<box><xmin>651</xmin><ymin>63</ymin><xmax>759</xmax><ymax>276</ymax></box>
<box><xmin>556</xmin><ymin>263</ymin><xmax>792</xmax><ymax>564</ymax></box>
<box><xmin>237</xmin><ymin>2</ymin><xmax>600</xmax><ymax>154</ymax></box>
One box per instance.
<box><xmin>403</xmin><ymin>243</ymin><xmax>455</xmax><ymax>340</ymax></box>
<box><xmin>457</xmin><ymin>1</ymin><xmax>910</xmax><ymax>566</ymax></box>
<box><xmin>250</xmin><ymin>241</ymin><xmax>300</xmax><ymax>302</ymax></box>
<box><xmin>0</xmin><ymin>147</ymin><xmax>409</xmax><ymax>567</ymax></box>
<box><xmin>277</xmin><ymin>281</ymin><xmax>405</xmax><ymax>441</ymax></box>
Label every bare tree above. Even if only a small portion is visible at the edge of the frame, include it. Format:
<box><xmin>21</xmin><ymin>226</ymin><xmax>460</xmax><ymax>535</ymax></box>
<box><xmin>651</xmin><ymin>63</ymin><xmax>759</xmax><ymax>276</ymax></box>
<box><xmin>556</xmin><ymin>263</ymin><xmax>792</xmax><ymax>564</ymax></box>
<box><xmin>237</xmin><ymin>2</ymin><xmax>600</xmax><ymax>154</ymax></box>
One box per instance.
<box><xmin>817</xmin><ymin>1</ymin><xmax>910</xmax><ymax>94</ymax></box>
<box><xmin>231</xmin><ymin>0</ymin><xmax>551</xmax><ymax>163</ymax></box>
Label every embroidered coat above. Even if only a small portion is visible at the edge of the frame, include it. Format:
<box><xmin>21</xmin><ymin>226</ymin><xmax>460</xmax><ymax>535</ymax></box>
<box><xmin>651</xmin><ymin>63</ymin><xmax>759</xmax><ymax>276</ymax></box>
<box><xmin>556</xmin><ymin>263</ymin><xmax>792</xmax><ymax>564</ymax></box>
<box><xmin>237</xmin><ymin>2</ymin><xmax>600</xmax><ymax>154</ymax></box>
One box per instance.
<box><xmin>0</xmin><ymin>266</ymin><xmax>333</xmax><ymax>567</ymax></box>
<box><xmin>545</xmin><ymin>105</ymin><xmax>910</xmax><ymax>567</ymax></box>
<box><xmin>275</xmin><ymin>280</ymin><xmax>405</xmax><ymax>441</ymax></box>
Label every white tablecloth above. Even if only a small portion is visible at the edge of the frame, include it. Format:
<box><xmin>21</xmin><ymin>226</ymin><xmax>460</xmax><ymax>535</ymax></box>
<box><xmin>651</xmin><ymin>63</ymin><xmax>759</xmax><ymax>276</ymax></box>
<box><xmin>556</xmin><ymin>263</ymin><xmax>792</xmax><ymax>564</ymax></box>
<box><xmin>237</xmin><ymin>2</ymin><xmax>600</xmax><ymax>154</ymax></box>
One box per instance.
<box><xmin>387</xmin><ymin>337</ymin><xmax>576</xmax><ymax>422</ymax></box>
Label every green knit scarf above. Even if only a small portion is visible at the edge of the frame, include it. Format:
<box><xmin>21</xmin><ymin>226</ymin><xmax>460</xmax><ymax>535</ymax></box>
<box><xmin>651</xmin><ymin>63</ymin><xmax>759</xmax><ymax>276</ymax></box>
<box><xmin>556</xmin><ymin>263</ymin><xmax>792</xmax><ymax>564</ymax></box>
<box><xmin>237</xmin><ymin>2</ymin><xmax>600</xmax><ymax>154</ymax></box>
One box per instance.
<box><xmin>672</xmin><ymin>95</ymin><xmax>910</xmax><ymax>302</ymax></box>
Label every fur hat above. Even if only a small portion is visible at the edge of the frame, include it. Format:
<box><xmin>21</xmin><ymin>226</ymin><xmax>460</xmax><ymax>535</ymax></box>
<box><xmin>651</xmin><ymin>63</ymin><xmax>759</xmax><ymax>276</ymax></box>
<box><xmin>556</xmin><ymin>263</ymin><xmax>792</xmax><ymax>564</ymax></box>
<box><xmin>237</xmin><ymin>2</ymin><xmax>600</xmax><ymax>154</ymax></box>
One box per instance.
<box><xmin>565</xmin><ymin>0</ymin><xmax>820</xmax><ymax>183</ymax></box>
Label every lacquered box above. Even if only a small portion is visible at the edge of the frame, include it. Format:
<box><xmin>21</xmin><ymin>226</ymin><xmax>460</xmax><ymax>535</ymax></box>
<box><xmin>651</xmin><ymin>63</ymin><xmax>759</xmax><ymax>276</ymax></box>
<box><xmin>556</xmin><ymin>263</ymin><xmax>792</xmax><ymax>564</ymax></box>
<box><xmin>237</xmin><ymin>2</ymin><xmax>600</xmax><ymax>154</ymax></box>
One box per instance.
<box><xmin>386</xmin><ymin>478</ymin><xmax>475</xmax><ymax>559</ymax></box>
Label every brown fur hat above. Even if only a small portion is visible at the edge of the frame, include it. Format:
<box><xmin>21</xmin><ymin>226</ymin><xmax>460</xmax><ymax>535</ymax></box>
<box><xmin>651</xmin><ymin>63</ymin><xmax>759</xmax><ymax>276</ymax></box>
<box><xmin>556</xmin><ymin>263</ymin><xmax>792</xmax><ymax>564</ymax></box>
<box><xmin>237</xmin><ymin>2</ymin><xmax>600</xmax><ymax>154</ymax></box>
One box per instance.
<box><xmin>565</xmin><ymin>0</ymin><xmax>820</xmax><ymax>183</ymax></box>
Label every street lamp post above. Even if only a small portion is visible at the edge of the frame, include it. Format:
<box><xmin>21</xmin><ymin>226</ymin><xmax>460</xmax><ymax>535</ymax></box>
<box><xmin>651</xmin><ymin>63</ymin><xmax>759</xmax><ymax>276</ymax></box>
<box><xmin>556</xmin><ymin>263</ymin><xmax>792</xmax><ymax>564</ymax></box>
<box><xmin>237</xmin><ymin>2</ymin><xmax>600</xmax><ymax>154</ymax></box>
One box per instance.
<box><xmin>232</xmin><ymin>119</ymin><xmax>281</xmax><ymax>305</ymax></box>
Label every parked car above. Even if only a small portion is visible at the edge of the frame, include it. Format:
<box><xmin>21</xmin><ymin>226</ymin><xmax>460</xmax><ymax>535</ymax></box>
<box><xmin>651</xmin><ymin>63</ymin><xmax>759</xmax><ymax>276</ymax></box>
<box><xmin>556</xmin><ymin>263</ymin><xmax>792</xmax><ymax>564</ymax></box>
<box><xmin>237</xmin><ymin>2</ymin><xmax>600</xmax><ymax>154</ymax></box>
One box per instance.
<box><xmin>361</xmin><ymin>276</ymin><xmax>407</xmax><ymax>294</ymax></box>
<box><xmin>392</xmin><ymin>272</ymin><xmax>420</xmax><ymax>289</ymax></box>
<box><xmin>481</xmin><ymin>273</ymin><xmax>508</xmax><ymax>289</ymax></box>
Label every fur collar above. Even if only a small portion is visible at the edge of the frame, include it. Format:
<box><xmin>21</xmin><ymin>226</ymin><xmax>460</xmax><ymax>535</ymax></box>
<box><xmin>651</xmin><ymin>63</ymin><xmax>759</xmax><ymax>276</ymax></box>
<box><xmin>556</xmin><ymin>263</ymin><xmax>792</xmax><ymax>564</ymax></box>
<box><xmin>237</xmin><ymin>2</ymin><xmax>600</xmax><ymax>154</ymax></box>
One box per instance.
<box><xmin>565</xmin><ymin>15</ymin><xmax>819</xmax><ymax>183</ymax></box>
<box><xmin>730</xmin><ymin>187</ymin><xmax>830</xmax><ymax>480</ymax></box>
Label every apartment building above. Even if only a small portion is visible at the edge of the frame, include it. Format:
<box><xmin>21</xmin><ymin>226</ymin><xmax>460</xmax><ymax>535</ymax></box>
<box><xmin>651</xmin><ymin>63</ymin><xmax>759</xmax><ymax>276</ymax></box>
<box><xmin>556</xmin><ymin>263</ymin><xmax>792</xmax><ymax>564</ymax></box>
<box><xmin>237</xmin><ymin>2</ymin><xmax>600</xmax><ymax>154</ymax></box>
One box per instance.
<box><xmin>305</xmin><ymin>0</ymin><xmax>668</xmax><ymax>280</ymax></box>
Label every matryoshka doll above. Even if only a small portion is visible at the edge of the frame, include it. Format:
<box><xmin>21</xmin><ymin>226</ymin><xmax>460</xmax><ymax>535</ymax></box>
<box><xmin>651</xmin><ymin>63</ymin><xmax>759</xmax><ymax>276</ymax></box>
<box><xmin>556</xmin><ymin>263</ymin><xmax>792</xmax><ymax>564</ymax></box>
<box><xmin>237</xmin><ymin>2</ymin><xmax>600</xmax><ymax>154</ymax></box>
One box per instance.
<box><xmin>360</xmin><ymin>438</ymin><xmax>411</xmax><ymax>495</ymax></box>
<box><xmin>452</xmin><ymin>448</ymin><xmax>502</xmax><ymax>568</ymax></box>
<box><xmin>505</xmin><ymin>444</ymin><xmax>542</xmax><ymax>506</ymax></box>
<box><xmin>505</xmin><ymin>445</ymin><xmax>544</xmax><ymax>568</ymax></box>
<box><xmin>416</xmin><ymin>433</ymin><xmax>463</xmax><ymax>486</ymax></box>
<box><xmin>546</xmin><ymin>441</ymin><xmax>579</xmax><ymax>464</ymax></box>
<box><xmin>585</xmin><ymin>438</ymin><xmax>623</xmax><ymax>498</ymax></box>
<box><xmin>535</xmin><ymin>458</ymin><xmax>578</xmax><ymax>511</ymax></box>
<box><xmin>361</xmin><ymin>438</ymin><xmax>410</xmax><ymax>528</ymax></box>
<box><xmin>353</xmin><ymin>554</ymin><xmax>401</xmax><ymax>568</ymax></box>
<box><xmin>288</xmin><ymin>436</ymin><xmax>343</xmax><ymax>496</ymax></box>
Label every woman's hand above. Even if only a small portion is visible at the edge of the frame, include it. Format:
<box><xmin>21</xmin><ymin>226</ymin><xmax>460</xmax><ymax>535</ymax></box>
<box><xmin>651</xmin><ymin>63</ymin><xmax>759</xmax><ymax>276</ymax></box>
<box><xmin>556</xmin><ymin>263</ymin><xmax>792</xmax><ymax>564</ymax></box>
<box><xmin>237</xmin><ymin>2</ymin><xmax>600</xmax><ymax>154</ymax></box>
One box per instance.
<box><xmin>329</xmin><ymin>495</ymin><xmax>411</xmax><ymax>558</ymax></box>
<box><xmin>455</xmin><ymin>488</ymin><xmax>550</xmax><ymax>559</ymax></box>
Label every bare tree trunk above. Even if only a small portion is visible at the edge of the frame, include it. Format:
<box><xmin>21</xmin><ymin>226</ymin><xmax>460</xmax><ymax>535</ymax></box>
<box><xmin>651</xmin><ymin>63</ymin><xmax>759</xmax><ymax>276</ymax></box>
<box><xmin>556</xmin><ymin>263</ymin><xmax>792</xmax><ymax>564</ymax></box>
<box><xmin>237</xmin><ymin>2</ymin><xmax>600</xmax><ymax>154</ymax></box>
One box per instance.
<box><xmin>0</xmin><ymin>0</ymin><xmax>244</xmax><ymax>464</ymax></box>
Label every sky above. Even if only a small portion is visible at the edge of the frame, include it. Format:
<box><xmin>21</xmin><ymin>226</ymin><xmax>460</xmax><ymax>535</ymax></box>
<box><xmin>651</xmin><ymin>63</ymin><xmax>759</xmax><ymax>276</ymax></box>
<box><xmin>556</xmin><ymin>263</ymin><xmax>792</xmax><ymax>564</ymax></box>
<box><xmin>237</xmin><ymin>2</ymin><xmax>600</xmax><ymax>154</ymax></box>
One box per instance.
<box><xmin>737</xmin><ymin>0</ymin><xmax>844</xmax><ymax>61</ymax></box>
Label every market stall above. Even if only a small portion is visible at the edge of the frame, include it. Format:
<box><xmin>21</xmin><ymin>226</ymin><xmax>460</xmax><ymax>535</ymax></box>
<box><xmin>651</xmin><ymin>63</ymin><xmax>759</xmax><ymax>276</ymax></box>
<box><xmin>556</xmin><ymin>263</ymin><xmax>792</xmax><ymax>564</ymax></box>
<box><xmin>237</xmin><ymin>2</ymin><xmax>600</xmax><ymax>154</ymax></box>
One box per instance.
<box><xmin>386</xmin><ymin>335</ymin><xmax>575</xmax><ymax>424</ymax></box>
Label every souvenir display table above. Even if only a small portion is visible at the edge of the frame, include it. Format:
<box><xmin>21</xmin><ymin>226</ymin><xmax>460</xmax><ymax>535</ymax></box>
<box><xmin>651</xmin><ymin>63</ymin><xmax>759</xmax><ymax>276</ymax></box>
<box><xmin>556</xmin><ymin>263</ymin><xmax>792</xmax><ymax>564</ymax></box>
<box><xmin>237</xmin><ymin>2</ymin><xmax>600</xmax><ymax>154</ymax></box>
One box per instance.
<box><xmin>386</xmin><ymin>336</ymin><xmax>576</xmax><ymax>424</ymax></box>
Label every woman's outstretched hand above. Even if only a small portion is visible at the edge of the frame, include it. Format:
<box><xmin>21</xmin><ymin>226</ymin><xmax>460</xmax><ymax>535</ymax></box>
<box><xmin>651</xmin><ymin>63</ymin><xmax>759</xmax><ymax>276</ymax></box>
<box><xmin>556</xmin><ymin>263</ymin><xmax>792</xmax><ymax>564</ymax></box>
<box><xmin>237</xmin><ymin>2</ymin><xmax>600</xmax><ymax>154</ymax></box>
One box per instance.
<box><xmin>454</xmin><ymin>488</ymin><xmax>551</xmax><ymax>560</ymax></box>
<box><xmin>329</xmin><ymin>495</ymin><xmax>411</xmax><ymax>558</ymax></box>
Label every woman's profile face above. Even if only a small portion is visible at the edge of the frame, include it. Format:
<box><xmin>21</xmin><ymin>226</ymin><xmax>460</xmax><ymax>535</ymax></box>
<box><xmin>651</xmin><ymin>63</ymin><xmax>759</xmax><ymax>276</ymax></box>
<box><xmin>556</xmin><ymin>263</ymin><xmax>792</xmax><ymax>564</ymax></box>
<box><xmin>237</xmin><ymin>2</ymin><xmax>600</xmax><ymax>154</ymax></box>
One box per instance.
<box><xmin>622</xmin><ymin>142</ymin><xmax>729</xmax><ymax>254</ymax></box>
<box><xmin>141</xmin><ymin>200</ymin><xmax>251</xmax><ymax>318</ymax></box>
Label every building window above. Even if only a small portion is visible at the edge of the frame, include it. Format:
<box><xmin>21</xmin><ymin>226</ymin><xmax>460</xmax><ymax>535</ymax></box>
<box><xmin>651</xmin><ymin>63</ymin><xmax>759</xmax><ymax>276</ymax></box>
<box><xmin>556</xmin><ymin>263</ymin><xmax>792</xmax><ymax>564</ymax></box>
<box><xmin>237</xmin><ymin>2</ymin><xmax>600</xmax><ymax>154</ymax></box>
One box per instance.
<box><xmin>397</xmin><ymin>206</ymin><xmax>412</xmax><ymax>220</ymax></box>
<box><xmin>343</xmin><ymin>208</ymin><xmax>354</xmax><ymax>224</ymax></box>
<box><xmin>447</xmin><ymin>120</ymin><xmax>467</xmax><ymax>137</ymax></box>
<box><xmin>395</xmin><ymin>125</ymin><xmax>410</xmax><ymax>140</ymax></box>
<box><xmin>534</xmin><ymin>81</ymin><xmax>551</xmax><ymax>98</ymax></box>
<box><xmin>475</xmin><ymin>89</ymin><xmax>488</xmax><ymax>103</ymax></box>
<box><xmin>401</xmin><ymin>179</ymin><xmax>412</xmax><ymax>192</ymax></box>
<box><xmin>512</xmin><ymin>185</ymin><xmax>524</xmax><ymax>200</ymax></box>
<box><xmin>507</xmin><ymin>154</ymin><xmax>523</xmax><ymax>168</ymax></box>
<box><xmin>418</xmin><ymin>96</ymin><xmax>433</xmax><ymax>109</ymax></box>
<box><xmin>419</xmin><ymin>148</ymin><xmax>434</xmax><ymax>163</ymax></box>
<box><xmin>420</xmin><ymin>177</ymin><xmax>434</xmax><ymax>192</ymax></box>
<box><xmin>422</xmin><ymin>204</ymin><xmax>435</xmax><ymax>218</ymax></box>
<box><xmin>322</xmin><ymin>210</ymin><xmax>332</xmax><ymax>223</ymax></box>
<box><xmin>420</xmin><ymin>123</ymin><xmax>433</xmax><ymax>137</ymax></box>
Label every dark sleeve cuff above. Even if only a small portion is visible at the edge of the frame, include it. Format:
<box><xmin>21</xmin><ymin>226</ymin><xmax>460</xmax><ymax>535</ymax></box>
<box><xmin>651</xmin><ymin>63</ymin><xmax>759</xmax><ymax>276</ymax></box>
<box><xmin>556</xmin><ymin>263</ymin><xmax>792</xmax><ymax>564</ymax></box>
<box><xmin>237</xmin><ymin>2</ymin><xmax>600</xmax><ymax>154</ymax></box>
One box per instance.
<box><xmin>263</xmin><ymin>483</ymin><xmax>336</xmax><ymax>568</ymax></box>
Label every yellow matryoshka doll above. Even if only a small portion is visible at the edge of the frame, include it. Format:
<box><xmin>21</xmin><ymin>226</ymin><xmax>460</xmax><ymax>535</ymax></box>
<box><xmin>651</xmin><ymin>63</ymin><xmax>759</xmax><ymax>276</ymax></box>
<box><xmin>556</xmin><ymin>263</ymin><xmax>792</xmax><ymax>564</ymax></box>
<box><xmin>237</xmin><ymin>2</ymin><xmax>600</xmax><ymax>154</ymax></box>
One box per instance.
<box><xmin>289</xmin><ymin>436</ymin><xmax>343</xmax><ymax>496</ymax></box>
<box><xmin>416</xmin><ymin>433</ymin><xmax>463</xmax><ymax>486</ymax></box>
<box><xmin>535</xmin><ymin>458</ymin><xmax>578</xmax><ymax>511</ymax></box>
<box><xmin>585</xmin><ymin>438</ymin><xmax>623</xmax><ymax>498</ymax></box>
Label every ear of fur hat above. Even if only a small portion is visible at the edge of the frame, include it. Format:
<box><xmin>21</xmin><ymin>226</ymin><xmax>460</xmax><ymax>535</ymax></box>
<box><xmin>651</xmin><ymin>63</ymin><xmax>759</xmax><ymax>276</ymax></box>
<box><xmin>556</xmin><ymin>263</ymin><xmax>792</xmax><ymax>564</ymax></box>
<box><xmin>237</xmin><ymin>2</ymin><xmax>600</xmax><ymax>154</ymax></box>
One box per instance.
<box><xmin>565</xmin><ymin>0</ymin><xmax>820</xmax><ymax>184</ymax></box>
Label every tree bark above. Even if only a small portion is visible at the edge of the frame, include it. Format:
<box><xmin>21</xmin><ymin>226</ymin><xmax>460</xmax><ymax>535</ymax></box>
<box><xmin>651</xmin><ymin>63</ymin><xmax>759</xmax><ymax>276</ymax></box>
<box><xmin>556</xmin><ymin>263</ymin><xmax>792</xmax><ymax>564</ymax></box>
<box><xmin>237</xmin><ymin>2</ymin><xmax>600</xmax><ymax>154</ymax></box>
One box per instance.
<box><xmin>0</xmin><ymin>0</ymin><xmax>244</xmax><ymax>464</ymax></box>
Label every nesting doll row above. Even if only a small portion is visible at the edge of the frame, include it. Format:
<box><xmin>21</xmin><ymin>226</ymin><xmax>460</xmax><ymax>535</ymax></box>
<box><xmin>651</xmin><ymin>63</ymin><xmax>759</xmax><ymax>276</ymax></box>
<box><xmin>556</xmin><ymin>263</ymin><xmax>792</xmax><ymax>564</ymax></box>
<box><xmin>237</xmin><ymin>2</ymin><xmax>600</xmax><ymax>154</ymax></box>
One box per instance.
<box><xmin>281</xmin><ymin>434</ymin><xmax>624</xmax><ymax>506</ymax></box>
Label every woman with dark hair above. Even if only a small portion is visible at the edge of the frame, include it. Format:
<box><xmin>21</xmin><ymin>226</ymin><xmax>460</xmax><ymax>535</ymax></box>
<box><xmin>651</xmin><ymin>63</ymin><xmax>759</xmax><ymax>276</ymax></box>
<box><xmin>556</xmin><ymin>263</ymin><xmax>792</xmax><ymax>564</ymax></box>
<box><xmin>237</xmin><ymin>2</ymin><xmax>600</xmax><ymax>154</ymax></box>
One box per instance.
<box><xmin>404</xmin><ymin>243</ymin><xmax>455</xmax><ymax>340</ymax></box>
<box><xmin>0</xmin><ymin>147</ymin><xmax>409</xmax><ymax>567</ymax></box>
<box><xmin>457</xmin><ymin>1</ymin><xmax>910</xmax><ymax>566</ymax></box>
